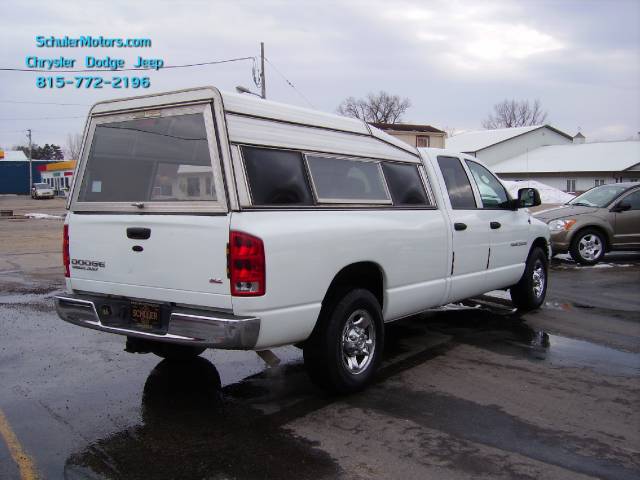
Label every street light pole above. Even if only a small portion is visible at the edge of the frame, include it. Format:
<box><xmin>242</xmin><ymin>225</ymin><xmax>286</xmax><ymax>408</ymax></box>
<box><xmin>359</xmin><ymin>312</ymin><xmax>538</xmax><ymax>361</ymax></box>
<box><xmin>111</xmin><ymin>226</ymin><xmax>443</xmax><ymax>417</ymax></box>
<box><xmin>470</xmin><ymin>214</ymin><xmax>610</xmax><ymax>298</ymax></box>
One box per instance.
<box><xmin>260</xmin><ymin>42</ymin><xmax>266</xmax><ymax>99</ymax></box>
<box><xmin>27</xmin><ymin>129</ymin><xmax>33</xmax><ymax>193</ymax></box>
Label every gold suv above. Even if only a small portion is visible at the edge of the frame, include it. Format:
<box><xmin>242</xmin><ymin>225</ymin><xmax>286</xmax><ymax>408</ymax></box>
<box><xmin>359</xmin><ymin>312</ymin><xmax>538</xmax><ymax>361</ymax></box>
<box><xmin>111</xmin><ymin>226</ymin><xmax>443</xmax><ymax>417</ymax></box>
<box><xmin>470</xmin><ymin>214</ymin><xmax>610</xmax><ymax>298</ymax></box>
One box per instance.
<box><xmin>534</xmin><ymin>182</ymin><xmax>640</xmax><ymax>264</ymax></box>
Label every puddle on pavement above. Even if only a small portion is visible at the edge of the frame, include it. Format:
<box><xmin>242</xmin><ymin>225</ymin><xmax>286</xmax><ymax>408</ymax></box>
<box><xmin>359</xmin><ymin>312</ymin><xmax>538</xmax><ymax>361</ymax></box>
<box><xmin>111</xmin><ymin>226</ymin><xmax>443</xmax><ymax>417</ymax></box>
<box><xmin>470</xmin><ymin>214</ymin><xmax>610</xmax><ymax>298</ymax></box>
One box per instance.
<box><xmin>423</xmin><ymin>307</ymin><xmax>640</xmax><ymax>377</ymax></box>
<box><xmin>528</xmin><ymin>333</ymin><xmax>640</xmax><ymax>376</ymax></box>
<box><xmin>64</xmin><ymin>357</ymin><xmax>341</xmax><ymax>480</ymax></box>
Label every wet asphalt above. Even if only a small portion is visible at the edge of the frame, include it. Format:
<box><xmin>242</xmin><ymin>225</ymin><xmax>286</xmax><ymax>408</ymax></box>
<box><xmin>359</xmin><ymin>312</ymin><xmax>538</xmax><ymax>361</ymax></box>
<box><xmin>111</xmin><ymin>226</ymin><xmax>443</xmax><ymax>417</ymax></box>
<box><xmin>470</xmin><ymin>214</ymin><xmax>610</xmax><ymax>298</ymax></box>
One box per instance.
<box><xmin>0</xmin><ymin>253</ymin><xmax>639</xmax><ymax>479</ymax></box>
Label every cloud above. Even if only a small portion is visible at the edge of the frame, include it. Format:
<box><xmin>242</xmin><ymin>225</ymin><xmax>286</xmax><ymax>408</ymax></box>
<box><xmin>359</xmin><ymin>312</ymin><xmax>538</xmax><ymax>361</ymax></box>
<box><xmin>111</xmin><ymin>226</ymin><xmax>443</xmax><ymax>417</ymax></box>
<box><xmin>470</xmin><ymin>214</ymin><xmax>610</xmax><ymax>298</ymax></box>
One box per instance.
<box><xmin>0</xmin><ymin>0</ymin><xmax>637</xmax><ymax>149</ymax></box>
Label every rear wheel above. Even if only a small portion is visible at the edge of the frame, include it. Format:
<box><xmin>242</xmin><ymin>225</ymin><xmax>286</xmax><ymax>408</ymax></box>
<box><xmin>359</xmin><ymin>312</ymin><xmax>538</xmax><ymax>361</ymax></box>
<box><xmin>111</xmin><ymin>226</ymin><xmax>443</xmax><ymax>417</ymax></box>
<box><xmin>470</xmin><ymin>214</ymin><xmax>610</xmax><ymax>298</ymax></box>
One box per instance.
<box><xmin>510</xmin><ymin>247</ymin><xmax>548</xmax><ymax>311</ymax></box>
<box><xmin>149</xmin><ymin>342</ymin><xmax>206</xmax><ymax>360</ymax></box>
<box><xmin>304</xmin><ymin>288</ymin><xmax>384</xmax><ymax>394</ymax></box>
<box><xmin>570</xmin><ymin>228</ymin><xmax>606</xmax><ymax>265</ymax></box>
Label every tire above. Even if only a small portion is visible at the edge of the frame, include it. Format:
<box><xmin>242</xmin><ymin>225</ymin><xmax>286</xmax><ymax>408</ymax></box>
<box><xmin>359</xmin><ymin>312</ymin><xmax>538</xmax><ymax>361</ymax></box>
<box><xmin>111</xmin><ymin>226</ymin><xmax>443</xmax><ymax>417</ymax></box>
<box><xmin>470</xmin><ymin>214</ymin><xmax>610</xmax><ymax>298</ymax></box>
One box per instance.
<box><xmin>510</xmin><ymin>247</ymin><xmax>548</xmax><ymax>311</ymax></box>
<box><xmin>570</xmin><ymin>228</ymin><xmax>606</xmax><ymax>265</ymax></box>
<box><xmin>148</xmin><ymin>342</ymin><xmax>206</xmax><ymax>360</ymax></box>
<box><xmin>303</xmin><ymin>288</ymin><xmax>384</xmax><ymax>394</ymax></box>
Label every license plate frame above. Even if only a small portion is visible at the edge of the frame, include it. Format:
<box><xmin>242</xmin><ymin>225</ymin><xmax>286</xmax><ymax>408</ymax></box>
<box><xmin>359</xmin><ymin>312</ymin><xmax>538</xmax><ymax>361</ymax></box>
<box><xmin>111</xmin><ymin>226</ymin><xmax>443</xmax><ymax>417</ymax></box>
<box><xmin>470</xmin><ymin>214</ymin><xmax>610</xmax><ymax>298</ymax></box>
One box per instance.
<box><xmin>130</xmin><ymin>301</ymin><xmax>163</xmax><ymax>330</ymax></box>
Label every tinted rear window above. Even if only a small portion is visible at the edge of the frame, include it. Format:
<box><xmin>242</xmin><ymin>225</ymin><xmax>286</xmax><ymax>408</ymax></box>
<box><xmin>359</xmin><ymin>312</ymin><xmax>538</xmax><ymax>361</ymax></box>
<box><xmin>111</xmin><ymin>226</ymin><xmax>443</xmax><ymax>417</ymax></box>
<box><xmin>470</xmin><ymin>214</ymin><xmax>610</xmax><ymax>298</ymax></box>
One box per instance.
<box><xmin>306</xmin><ymin>156</ymin><xmax>390</xmax><ymax>203</ymax></box>
<box><xmin>242</xmin><ymin>147</ymin><xmax>314</xmax><ymax>205</ymax></box>
<box><xmin>78</xmin><ymin>113</ymin><xmax>216</xmax><ymax>203</ymax></box>
<box><xmin>382</xmin><ymin>163</ymin><xmax>430</xmax><ymax>205</ymax></box>
<box><xmin>437</xmin><ymin>156</ymin><xmax>477</xmax><ymax>209</ymax></box>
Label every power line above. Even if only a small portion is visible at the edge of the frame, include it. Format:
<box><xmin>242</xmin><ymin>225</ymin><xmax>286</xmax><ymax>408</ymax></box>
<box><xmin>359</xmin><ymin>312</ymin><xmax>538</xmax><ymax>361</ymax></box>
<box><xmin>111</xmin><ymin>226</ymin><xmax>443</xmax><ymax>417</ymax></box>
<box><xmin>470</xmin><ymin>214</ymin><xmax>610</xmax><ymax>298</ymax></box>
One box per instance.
<box><xmin>264</xmin><ymin>57</ymin><xmax>315</xmax><ymax>108</ymax></box>
<box><xmin>0</xmin><ymin>56</ymin><xmax>255</xmax><ymax>73</ymax></box>
<box><xmin>0</xmin><ymin>100</ymin><xmax>90</xmax><ymax>106</ymax></box>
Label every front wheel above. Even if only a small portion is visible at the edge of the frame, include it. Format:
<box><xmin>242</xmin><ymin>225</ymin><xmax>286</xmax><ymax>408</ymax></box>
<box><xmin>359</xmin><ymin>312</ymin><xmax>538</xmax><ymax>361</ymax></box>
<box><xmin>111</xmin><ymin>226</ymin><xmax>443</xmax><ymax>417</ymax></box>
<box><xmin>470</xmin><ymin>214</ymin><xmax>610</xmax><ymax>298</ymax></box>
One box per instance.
<box><xmin>570</xmin><ymin>228</ymin><xmax>606</xmax><ymax>265</ymax></box>
<box><xmin>304</xmin><ymin>288</ymin><xmax>384</xmax><ymax>394</ymax></box>
<box><xmin>510</xmin><ymin>247</ymin><xmax>548</xmax><ymax>311</ymax></box>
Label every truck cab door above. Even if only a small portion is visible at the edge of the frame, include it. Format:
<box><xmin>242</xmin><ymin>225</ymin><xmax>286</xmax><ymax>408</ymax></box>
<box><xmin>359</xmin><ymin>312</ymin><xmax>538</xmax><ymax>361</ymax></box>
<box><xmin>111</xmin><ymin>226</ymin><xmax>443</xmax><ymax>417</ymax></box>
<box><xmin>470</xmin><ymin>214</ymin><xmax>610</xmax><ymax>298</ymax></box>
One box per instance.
<box><xmin>464</xmin><ymin>159</ymin><xmax>530</xmax><ymax>289</ymax></box>
<box><xmin>435</xmin><ymin>155</ymin><xmax>490</xmax><ymax>303</ymax></box>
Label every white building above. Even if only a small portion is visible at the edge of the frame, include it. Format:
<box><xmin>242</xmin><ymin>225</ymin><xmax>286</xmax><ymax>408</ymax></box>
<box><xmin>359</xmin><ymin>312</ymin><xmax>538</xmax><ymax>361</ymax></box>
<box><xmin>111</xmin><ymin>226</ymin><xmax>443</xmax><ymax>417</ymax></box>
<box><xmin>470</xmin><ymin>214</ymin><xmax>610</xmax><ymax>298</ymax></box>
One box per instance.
<box><xmin>447</xmin><ymin>125</ymin><xmax>640</xmax><ymax>193</ymax></box>
<box><xmin>492</xmin><ymin>141</ymin><xmax>640</xmax><ymax>193</ymax></box>
<box><xmin>446</xmin><ymin>125</ymin><xmax>573</xmax><ymax>167</ymax></box>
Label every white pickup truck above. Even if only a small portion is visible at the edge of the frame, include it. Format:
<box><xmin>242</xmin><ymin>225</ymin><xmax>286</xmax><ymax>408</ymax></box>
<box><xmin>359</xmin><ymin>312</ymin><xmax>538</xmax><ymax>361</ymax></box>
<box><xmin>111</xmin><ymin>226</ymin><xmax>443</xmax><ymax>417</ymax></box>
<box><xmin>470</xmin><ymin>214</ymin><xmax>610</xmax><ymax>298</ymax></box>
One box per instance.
<box><xmin>55</xmin><ymin>87</ymin><xmax>550</xmax><ymax>393</ymax></box>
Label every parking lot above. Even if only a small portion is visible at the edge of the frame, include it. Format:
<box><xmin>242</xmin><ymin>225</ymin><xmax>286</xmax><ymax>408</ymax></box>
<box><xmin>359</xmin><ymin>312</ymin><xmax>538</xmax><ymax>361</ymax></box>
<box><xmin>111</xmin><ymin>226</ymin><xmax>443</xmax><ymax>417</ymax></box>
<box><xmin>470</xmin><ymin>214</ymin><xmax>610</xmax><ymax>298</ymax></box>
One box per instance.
<box><xmin>0</xmin><ymin>196</ymin><xmax>639</xmax><ymax>480</ymax></box>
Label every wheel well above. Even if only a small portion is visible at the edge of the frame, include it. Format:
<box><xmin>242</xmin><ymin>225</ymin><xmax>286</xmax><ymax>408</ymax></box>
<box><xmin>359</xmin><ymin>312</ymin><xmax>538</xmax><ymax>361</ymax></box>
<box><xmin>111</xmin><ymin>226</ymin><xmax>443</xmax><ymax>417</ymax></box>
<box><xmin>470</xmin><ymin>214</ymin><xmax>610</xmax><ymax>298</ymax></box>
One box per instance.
<box><xmin>531</xmin><ymin>237</ymin><xmax>549</xmax><ymax>259</ymax></box>
<box><xmin>322</xmin><ymin>262</ymin><xmax>384</xmax><ymax>310</ymax></box>
<box><xmin>571</xmin><ymin>225</ymin><xmax>611</xmax><ymax>251</ymax></box>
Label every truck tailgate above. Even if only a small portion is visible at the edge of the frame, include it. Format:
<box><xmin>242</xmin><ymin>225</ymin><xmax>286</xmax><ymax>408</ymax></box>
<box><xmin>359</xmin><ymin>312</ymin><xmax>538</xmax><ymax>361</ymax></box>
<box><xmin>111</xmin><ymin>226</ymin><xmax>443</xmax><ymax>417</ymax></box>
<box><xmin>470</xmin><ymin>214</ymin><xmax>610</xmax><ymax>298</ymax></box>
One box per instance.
<box><xmin>68</xmin><ymin>213</ymin><xmax>231</xmax><ymax>309</ymax></box>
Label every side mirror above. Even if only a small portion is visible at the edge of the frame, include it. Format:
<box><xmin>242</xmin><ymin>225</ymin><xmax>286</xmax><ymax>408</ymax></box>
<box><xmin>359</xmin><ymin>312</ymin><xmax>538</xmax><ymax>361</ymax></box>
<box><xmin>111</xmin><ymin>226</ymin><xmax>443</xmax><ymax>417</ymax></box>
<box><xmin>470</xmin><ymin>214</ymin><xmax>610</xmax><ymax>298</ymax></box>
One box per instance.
<box><xmin>517</xmin><ymin>188</ymin><xmax>541</xmax><ymax>208</ymax></box>
<box><xmin>610</xmin><ymin>202</ymin><xmax>631</xmax><ymax>213</ymax></box>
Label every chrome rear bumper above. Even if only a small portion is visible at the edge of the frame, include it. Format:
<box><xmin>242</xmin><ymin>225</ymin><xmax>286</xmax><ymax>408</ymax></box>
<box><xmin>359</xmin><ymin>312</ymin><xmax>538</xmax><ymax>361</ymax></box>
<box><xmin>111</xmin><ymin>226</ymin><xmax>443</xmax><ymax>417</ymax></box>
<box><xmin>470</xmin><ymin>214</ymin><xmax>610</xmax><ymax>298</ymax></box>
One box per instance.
<box><xmin>54</xmin><ymin>294</ymin><xmax>260</xmax><ymax>349</ymax></box>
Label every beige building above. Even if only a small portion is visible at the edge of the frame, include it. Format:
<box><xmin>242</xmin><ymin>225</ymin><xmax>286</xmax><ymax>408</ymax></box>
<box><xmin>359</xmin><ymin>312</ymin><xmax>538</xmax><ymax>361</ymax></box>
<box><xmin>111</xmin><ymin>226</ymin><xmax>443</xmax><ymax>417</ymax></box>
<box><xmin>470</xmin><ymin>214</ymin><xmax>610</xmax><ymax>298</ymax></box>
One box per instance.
<box><xmin>369</xmin><ymin>123</ymin><xmax>446</xmax><ymax>149</ymax></box>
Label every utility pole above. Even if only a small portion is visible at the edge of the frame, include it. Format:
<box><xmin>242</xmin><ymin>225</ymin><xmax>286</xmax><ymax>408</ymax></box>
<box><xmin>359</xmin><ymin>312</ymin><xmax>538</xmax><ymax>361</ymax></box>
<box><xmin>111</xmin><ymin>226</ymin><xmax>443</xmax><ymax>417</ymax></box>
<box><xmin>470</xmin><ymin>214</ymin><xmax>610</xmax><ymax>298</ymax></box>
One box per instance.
<box><xmin>27</xmin><ymin>129</ymin><xmax>33</xmax><ymax>193</ymax></box>
<box><xmin>260</xmin><ymin>42</ymin><xmax>266</xmax><ymax>99</ymax></box>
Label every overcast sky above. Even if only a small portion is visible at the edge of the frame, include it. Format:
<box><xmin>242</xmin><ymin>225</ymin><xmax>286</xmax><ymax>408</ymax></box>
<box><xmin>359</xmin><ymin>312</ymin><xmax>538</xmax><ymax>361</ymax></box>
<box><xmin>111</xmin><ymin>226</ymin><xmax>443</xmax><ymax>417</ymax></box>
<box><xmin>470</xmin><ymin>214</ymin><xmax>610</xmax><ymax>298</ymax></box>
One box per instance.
<box><xmin>1</xmin><ymin>0</ymin><xmax>638</xmax><ymax>154</ymax></box>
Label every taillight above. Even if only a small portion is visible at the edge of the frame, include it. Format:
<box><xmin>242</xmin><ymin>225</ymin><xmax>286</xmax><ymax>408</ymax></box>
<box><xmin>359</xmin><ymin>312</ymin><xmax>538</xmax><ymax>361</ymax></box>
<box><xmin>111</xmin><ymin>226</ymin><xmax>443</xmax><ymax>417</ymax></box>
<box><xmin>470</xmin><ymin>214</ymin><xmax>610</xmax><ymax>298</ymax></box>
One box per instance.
<box><xmin>63</xmin><ymin>224</ymin><xmax>70</xmax><ymax>278</ymax></box>
<box><xmin>228</xmin><ymin>231</ymin><xmax>265</xmax><ymax>296</ymax></box>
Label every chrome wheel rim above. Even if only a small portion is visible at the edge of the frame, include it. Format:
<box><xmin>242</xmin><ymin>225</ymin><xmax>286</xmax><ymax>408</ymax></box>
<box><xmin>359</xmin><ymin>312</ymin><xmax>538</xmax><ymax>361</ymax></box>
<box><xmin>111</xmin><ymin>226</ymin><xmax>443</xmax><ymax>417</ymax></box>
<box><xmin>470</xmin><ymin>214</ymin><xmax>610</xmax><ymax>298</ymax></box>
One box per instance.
<box><xmin>578</xmin><ymin>234</ymin><xmax>602</xmax><ymax>261</ymax></box>
<box><xmin>341</xmin><ymin>309</ymin><xmax>376</xmax><ymax>375</ymax></box>
<box><xmin>532</xmin><ymin>260</ymin><xmax>546</xmax><ymax>298</ymax></box>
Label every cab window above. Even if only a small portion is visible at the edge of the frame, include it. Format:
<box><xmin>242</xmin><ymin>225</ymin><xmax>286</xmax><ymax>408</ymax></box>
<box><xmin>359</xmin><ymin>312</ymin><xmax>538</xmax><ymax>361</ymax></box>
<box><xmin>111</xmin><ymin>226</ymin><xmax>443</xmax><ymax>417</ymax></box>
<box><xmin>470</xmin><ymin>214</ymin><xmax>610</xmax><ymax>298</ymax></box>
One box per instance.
<box><xmin>621</xmin><ymin>190</ymin><xmax>640</xmax><ymax>210</ymax></box>
<box><xmin>437</xmin><ymin>156</ymin><xmax>477</xmax><ymax>209</ymax></box>
<box><xmin>465</xmin><ymin>160</ymin><xmax>510</xmax><ymax>208</ymax></box>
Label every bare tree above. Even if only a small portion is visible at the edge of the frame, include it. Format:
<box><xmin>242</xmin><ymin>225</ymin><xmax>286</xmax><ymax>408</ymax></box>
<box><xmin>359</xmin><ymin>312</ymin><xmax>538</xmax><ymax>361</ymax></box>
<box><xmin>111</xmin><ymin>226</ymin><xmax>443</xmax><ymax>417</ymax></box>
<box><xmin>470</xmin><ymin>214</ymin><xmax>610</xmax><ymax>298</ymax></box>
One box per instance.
<box><xmin>482</xmin><ymin>99</ymin><xmax>548</xmax><ymax>129</ymax></box>
<box><xmin>337</xmin><ymin>91</ymin><xmax>411</xmax><ymax>124</ymax></box>
<box><xmin>442</xmin><ymin>126</ymin><xmax>458</xmax><ymax>138</ymax></box>
<box><xmin>66</xmin><ymin>133</ymin><xmax>83</xmax><ymax>160</ymax></box>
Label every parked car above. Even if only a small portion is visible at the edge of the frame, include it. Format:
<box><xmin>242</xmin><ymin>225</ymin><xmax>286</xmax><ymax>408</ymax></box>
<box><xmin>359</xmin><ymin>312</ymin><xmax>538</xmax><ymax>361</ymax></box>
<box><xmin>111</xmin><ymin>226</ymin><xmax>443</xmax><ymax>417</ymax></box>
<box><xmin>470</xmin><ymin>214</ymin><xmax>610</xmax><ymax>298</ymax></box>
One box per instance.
<box><xmin>534</xmin><ymin>182</ymin><xmax>640</xmax><ymax>264</ymax></box>
<box><xmin>31</xmin><ymin>182</ymin><xmax>54</xmax><ymax>199</ymax></box>
<box><xmin>54</xmin><ymin>87</ymin><xmax>549</xmax><ymax>393</ymax></box>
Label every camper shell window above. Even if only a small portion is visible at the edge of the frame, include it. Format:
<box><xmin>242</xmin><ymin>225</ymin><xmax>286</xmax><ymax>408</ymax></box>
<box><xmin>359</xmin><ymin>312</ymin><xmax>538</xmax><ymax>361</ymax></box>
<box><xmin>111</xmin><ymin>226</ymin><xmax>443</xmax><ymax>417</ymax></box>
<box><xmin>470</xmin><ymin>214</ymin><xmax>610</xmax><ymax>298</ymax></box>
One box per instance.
<box><xmin>242</xmin><ymin>146</ymin><xmax>314</xmax><ymax>206</ymax></box>
<box><xmin>382</xmin><ymin>163</ymin><xmax>430</xmax><ymax>206</ymax></box>
<box><xmin>306</xmin><ymin>156</ymin><xmax>391</xmax><ymax>204</ymax></box>
<box><xmin>78</xmin><ymin>112</ymin><xmax>217</xmax><ymax>203</ymax></box>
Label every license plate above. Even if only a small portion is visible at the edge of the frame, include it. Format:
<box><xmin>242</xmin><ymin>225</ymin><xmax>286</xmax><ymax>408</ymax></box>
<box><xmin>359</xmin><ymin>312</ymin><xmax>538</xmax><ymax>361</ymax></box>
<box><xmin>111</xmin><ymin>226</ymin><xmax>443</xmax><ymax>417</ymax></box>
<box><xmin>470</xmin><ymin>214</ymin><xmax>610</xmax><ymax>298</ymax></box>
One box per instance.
<box><xmin>131</xmin><ymin>301</ymin><xmax>162</xmax><ymax>330</ymax></box>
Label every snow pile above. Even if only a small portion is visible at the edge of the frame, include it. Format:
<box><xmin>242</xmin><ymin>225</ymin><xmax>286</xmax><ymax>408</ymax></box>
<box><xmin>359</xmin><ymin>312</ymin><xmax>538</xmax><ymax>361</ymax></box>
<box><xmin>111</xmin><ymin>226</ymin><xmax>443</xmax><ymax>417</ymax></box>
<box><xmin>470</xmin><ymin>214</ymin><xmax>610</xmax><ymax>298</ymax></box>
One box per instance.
<box><xmin>24</xmin><ymin>213</ymin><xmax>65</xmax><ymax>220</ymax></box>
<box><xmin>502</xmin><ymin>180</ymin><xmax>575</xmax><ymax>204</ymax></box>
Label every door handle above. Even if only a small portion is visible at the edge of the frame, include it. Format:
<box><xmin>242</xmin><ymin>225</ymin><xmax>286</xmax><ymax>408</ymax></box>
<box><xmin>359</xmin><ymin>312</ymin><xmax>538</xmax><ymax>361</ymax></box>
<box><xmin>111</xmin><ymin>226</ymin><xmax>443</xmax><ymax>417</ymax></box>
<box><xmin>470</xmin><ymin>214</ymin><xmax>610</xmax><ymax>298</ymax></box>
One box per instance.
<box><xmin>126</xmin><ymin>227</ymin><xmax>151</xmax><ymax>240</ymax></box>
<box><xmin>454</xmin><ymin>222</ymin><xmax>467</xmax><ymax>231</ymax></box>
<box><xmin>490</xmin><ymin>221</ymin><xmax>501</xmax><ymax>229</ymax></box>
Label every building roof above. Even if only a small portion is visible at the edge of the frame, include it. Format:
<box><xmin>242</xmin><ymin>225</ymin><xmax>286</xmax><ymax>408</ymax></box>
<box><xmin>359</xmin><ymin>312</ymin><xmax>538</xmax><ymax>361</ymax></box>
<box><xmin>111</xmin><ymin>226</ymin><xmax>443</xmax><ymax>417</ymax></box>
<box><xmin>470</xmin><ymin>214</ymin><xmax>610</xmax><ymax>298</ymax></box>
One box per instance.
<box><xmin>492</xmin><ymin>141</ymin><xmax>640</xmax><ymax>173</ymax></box>
<box><xmin>0</xmin><ymin>150</ymin><xmax>28</xmax><ymax>161</ymax></box>
<box><xmin>368</xmin><ymin>123</ymin><xmax>445</xmax><ymax>134</ymax></box>
<box><xmin>446</xmin><ymin>125</ymin><xmax>572</xmax><ymax>153</ymax></box>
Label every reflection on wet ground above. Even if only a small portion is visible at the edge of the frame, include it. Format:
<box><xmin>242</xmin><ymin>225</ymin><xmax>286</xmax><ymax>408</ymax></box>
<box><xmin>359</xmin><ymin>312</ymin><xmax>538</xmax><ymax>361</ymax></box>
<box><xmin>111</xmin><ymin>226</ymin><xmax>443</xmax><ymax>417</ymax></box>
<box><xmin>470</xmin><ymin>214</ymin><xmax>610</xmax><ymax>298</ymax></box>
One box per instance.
<box><xmin>64</xmin><ymin>357</ymin><xmax>340</xmax><ymax>480</ymax></box>
<box><xmin>61</xmin><ymin>298</ymin><xmax>639</xmax><ymax>479</ymax></box>
<box><xmin>422</xmin><ymin>304</ymin><xmax>640</xmax><ymax>377</ymax></box>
